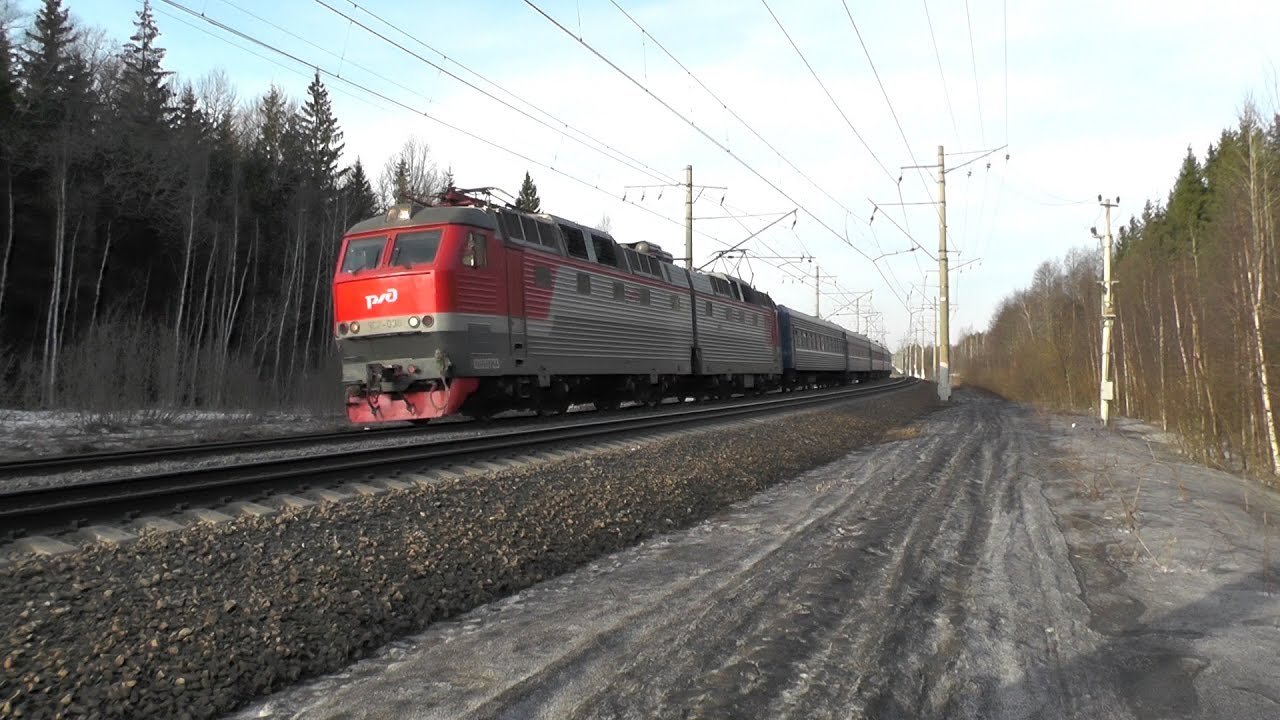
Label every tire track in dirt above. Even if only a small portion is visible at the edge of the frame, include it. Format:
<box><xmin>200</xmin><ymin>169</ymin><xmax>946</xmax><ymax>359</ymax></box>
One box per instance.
<box><xmin>467</xmin><ymin>395</ymin><xmax>1038</xmax><ymax>719</ymax></box>
<box><xmin>243</xmin><ymin>391</ymin><xmax>1183</xmax><ymax>720</ymax></box>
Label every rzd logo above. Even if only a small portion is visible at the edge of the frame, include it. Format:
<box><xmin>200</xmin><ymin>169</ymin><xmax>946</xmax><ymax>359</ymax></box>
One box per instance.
<box><xmin>364</xmin><ymin>288</ymin><xmax>398</xmax><ymax>310</ymax></box>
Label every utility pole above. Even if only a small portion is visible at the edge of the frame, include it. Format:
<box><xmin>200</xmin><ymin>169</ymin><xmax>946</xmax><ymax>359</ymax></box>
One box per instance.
<box><xmin>1095</xmin><ymin>196</ymin><xmax>1119</xmax><ymax>427</ymax></box>
<box><xmin>814</xmin><ymin>265</ymin><xmax>820</xmax><ymax>318</ymax></box>
<box><xmin>936</xmin><ymin>144</ymin><xmax>952</xmax><ymax>402</ymax></box>
<box><xmin>684</xmin><ymin>165</ymin><xmax>694</xmax><ymax>269</ymax></box>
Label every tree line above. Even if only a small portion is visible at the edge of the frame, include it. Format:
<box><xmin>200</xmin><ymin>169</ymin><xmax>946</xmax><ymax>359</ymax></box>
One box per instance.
<box><xmin>0</xmin><ymin>0</ymin><xmax>482</xmax><ymax>413</ymax></box>
<box><xmin>957</xmin><ymin>105</ymin><xmax>1280</xmax><ymax>479</ymax></box>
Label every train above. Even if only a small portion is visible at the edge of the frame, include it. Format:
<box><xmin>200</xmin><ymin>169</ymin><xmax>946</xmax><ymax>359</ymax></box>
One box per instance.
<box><xmin>332</xmin><ymin>187</ymin><xmax>892</xmax><ymax>424</ymax></box>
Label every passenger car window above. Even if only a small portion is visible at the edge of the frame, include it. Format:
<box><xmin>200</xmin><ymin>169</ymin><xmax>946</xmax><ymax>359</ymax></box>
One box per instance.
<box><xmin>390</xmin><ymin>230</ymin><xmax>442</xmax><ymax>267</ymax></box>
<box><xmin>340</xmin><ymin>235</ymin><xmax>387</xmax><ymax>273</ymax></box>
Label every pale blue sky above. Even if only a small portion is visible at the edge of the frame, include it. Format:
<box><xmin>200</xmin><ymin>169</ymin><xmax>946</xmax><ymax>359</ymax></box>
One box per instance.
<box><xmin>40</xmin><ymin>0</ymin><xmax>1280</xmax><ymax>345</ymax></box>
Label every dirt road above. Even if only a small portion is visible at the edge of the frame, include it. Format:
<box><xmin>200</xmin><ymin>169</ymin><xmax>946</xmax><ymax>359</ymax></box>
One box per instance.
<box><xmin>239</xmin><ymin>390</ymin><xmax>1280</xmax><ymax>719</ymax></box>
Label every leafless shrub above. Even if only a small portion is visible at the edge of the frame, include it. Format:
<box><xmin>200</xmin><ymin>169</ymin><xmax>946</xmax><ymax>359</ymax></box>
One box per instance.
<box><xmin>44</xmin><ymin>312</ymin><xmax>338</xmax><ymax>429</ymax></box>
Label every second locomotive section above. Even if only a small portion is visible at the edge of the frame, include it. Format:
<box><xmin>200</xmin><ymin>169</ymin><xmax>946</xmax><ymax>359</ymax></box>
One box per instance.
<box><xmin>333</xmin><ymin>191</ymin><xmax>890</xmax><ymax>424</ymax></box>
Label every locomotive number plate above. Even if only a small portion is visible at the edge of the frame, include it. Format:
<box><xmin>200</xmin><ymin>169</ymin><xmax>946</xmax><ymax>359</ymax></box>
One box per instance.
<box><xmin>366</xmin><ymin>318</ymin><xmax>400</xmax><ymax>331</ymax></box>
<box><xmin>472</xmin><ymin>357</ymin><xmax>501</xmax><ymax>370</ymax></box>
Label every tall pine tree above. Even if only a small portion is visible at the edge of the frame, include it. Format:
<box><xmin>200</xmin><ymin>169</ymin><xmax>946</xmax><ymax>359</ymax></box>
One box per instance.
<box><xmin>393</xmin><ymin>157</ymin><xmax>410</xmax><ymax>203</ymax></box>
<box><xmin>343</xmin><ymin>158</ymin><xmax>377</xmax><ymax>222</ymax></box>
<box><xmin>515</xmin><ymin>171</ymin><xmax>540</xmax><ymax>212</ymax></box>
<box><xmin>20</xmin><ymin>0</ymin><xmax>78</xmax><ymax>128</ymax></box>
<box><xmin>300</xmin><ymin>70</ymin><xmax>343</xmax><ymax>197</ymax></box>
<box><xmin>117</xmin><ymin>0</ymin><xmax>171</xmax><ymax>132</ymax></box>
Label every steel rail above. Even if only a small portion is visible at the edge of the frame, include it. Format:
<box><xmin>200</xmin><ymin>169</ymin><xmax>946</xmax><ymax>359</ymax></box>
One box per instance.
<box><xmin>0</xmin><ymin>379</ymin><xmax>916</xmax><ymax>538</ymax></box>
<box><xmin>0</xmin><ymin>381</ymin><xmax>892</xmax><ymax>479</ymax></box>
<box><xmin>0</xmin><ymin>419</ymin><xmax>439</xmax><ymax>478</ymax></box>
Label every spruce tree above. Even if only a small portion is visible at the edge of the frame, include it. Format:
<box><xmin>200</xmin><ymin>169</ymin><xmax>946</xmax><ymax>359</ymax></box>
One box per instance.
<box><xmin>343</xmin><ymin>159</ymin><xmax>378</xmax><ymax>221</ymax></box>
<box><xmin>393</xmin><ymin>157</ymin><xmax>410</xmax><ymax>202</ymax></box>
<box><xmin>253</xmin><ymin>85</ymin><xmax>290</xmax><ymax>168</ymax></box>
<box><xmin>21</xmin><ymin>0</ymin><xmax>79</xmax><ymax>129</ymax></box>
<box><xmin>300</xmin><ymin>70</ymin><xmax>343</xmax><ymax>196</ymax></box>
<box><xmin>117</xmin><ymin>0</ymin><xmax>171</xmax><ymax>131</ymax></box>
<box><xmin>515</xmin><ymin>171</ymin><xmax>540</xmax><ymax>212</ymax></box>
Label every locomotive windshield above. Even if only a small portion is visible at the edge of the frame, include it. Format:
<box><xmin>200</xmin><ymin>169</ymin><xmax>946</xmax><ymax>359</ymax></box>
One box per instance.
<box><xmin>340</xmin><ymin>235</ymin><xmax>387</xmax><ymax>274</ymax></box>
<box><xmin>390</xmin><ymin>229</ymin><xmax>443</xmax><ymax>268</ymax></box>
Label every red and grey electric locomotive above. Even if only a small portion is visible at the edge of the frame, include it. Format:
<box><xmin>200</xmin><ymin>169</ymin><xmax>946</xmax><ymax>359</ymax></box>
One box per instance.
<box><xmin>333</xmin><ymin>188</ymin><xmax>786</xmax><ymax>424</ymax></box>
<box><xmin>333</xmin><ymin>188</ymin><xmax>892</xmax><ymax>424</ymax></box>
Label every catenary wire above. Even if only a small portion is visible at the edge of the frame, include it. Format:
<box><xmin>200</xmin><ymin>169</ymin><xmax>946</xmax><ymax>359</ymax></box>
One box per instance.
<box><xmin>839</xmin><ymin>0</ymin><xmax>934</xmax><ymax>205</ymax></box>
<box><xmin>523</xmin><ymin>0</ymin><xmax>912</xmax><ymax>310</ymax></box>
<box><xmin>326</xmin><ymin>0</ymin><xmax>681</xmax><ymax>186</ymax></box>
<box><xmin>963</xmin><ymin>0</ymin><xmax>986</xmax><ymax>145</ymax></box>
<box><xmin>608</xmin><ymin>0</ymin><xmax>866</xmax><ymax>220</ymax></box>
<box><xmin>157</xmin><ymin>0</ymin><xmax>723</xmax><ymax>246</ymax></box>
<box><xmin>759</xmin><ymin>0</ymin><xmax>897</xmax><ymax>185</ymax></box>
<box><xmin>167</xmin><ymin>0</ymin><xmax>840</xmax><ymax>319</ymax></box>
<box><xmin>922</xmin><ymin>0</ymin><xmax>961</xmax><ymax>145</ymax></box>
<box><xmin>309</xmin><ymin>0</ymin><xmax>679</xmax><ymax>188</ymax></box>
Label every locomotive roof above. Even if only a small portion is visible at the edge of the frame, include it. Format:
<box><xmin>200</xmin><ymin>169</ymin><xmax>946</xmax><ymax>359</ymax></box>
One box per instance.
<box><xmin>346</xmin><ymin>205</ymin><xmax>498</xmax><ymax>235</ymax></box>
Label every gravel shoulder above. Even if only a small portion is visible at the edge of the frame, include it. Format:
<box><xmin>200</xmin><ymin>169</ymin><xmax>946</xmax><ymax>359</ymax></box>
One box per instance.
<box><xmin>236</xmin><ymin>389</ymin><xmax>1280</xmax><ymax>720</ymax></box>
<box><xmin>0</xmin><ymin>383</ymin><xmax>936</xmax><ymax>719</ymax></box>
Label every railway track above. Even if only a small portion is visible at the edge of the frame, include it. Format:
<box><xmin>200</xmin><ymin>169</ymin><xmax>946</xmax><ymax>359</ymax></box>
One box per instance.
<box><xmin>0</xmin><ymin>378</ymin><xmax>916</xmax><ymax>541</ymax></box>
<box><xmin>0</xmin><ymin>381</ymin><xmax>899</xmax><ymax>481</ymax></box>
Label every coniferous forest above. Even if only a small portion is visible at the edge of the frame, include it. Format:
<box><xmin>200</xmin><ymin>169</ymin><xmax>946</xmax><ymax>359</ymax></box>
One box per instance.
<box><xmin>0</xmin><ymin>0</ymin><xmax>448</xmax><ymax>414</ymax></box>
<box><xmin>957</xmin><ymin>108</ymin><xmax>1280</xmax><ymax>481</ymax></box>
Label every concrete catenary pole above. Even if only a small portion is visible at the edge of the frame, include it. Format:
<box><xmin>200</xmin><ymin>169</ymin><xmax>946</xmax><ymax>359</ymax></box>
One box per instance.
<box><xmin>937</xmin><ymin>145</ymin><xmax>952</xmax><ymax>401</ymax></box>
<box><xmin>684</xmin><ymin>165</ymin><xmax>694</xmax><ymax>269</ymax></box>
<box><xmin>815</xmin><ymin>265</ymin><xmax>820</xmax><ymax>318</ymax></box>
<box><xmin>1099</xmin><ymin>196</ymin><xmax>1118</xmax><ymax>426</ymax></box>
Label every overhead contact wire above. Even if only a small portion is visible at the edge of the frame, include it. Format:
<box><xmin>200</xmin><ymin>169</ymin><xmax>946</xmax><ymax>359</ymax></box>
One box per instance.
<box><xmin>157</xmin><ymin>0</ymin><xmax>721</xmax><ymax>245</ymax></box>
<box><xmin>523</xmin><ymin>0</ymin><xmax>911</xmax><ymax>310</ymax></box>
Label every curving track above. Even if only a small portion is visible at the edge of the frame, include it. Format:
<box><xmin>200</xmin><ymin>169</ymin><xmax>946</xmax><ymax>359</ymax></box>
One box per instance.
<box><xmin>0</xmin><ymin>379</ymin><xmax>915</xmax><ymax>540</ymax></box>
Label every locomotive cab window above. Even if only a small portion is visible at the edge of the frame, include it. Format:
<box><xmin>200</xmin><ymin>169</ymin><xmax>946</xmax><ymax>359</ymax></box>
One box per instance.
<box><xmin>498</xmin><ymin>211</ymin><xmax>524</xmax><ymax>241</ymax></box>
<box><xmin>561</xmin><ymin>225</ymin><xmax>589</xmax><ymax>260</ymax></box>
<box><xmin>462</xmin><ymin>232</ymin><xmax>487</xmax><ymax>268</ymax></box>
<box><xmin>390</xmin><ymin>229</ymin><xmax>442</xmax><ymax>268</ymax></box>
<box><xmin>341</xmin><ymin>235</ymin><xmax>387</xmax><ymax>273</ymax></box>
<box><xmin>591</xmin><ymin>234</ymin><xmax>620</xmax><ymax>267</ymax></box>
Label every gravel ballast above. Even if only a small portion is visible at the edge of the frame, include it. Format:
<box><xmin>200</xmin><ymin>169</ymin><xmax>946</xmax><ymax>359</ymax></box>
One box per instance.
<box><xmin>1</xmin><ymin>384</ymin><xmax>937</xmax><ymax>719</ymax></box>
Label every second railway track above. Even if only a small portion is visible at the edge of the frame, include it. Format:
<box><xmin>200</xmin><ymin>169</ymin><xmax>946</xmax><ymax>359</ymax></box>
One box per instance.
<box><xmin>1</xmin><ymin>379</ymin><xmax>916</xmax><ymax>541</ymax></box>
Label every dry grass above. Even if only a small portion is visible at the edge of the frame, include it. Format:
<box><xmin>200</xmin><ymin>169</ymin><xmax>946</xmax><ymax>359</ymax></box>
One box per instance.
<box><xmin>882</xmin><ymin>424</ymin><xmax>924</xmax><ymax>442</ymax></box>
<box><xmin>4</xmin><ymin>314</ymin><xmax>342</xmax><ymax>421</ymax></box>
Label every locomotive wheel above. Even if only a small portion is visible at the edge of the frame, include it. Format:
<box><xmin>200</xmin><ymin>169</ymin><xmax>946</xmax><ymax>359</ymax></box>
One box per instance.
<box><xmin>594</xmin><ymin>395</ymin><xmax>622</xmax><ymax>411</ymax></box>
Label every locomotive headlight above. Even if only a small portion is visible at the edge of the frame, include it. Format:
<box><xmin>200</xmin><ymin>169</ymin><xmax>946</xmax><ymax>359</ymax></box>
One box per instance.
<box><xmin>408</xmin><ymin>315</ymin><xmax>421</xmax><ymax>328</ymax></box>
<box><xmin>350</xmin><ymin>321</ymin><xmax>361</xmax><ymax>334</ymax></box>
<box><xmin>421</xmin><ymin>315</ymin><xmax>434</xmax><ymax>328</ymax></box>
<box><xmin>337</xmin><ymin>322</ymin><xmax>349</xmax><ymax>335</ymax></box>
